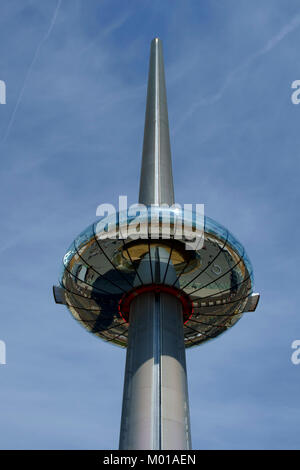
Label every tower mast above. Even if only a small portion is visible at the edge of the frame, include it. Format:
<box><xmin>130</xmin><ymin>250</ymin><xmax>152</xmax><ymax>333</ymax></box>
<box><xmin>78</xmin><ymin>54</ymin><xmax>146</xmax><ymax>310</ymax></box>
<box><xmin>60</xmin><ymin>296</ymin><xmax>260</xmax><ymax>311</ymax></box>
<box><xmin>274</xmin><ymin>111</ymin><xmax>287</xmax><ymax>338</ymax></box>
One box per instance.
<box><xmin>139</xmin><ymin>38</ymin><xmax>175</xmax><ymax>206</ymax></box>
<box><xmin>119</xmin><ymin>38</ymin><xmax>192</xmax><ymax>450</ymax></box>
<box><xmin>54</xmin><ymin>36</ymin><xmax>259</xmax><ymax>452</ymax></box>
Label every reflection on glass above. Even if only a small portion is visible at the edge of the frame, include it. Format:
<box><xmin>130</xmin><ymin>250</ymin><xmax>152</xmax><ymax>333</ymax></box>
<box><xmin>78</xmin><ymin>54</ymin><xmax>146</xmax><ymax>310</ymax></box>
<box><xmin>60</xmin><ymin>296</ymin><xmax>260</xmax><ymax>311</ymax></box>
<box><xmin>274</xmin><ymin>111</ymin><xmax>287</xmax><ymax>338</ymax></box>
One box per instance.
<box><xmin>60</xmin><ymin>207</ymin><xmax>254</xmax><ymax>348</ymax></box>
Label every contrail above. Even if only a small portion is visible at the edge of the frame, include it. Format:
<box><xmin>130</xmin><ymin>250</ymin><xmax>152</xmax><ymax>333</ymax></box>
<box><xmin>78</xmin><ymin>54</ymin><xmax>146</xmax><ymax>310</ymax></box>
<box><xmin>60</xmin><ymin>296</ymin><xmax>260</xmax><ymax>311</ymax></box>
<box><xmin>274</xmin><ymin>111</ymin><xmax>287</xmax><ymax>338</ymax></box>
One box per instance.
<box><xmin>79</xmin><ymin>12</ymin><xmax>130</xmax><ymax>56</ymax></box>
<box><xmin>2</xmin><ymin>0</ymin><xmax>62</xmax><ymax>143</ymax></box>
<box><xmin>174</xmin><ymin>13</ymin><xmax>300</xmax><ymax>133</ymax></box>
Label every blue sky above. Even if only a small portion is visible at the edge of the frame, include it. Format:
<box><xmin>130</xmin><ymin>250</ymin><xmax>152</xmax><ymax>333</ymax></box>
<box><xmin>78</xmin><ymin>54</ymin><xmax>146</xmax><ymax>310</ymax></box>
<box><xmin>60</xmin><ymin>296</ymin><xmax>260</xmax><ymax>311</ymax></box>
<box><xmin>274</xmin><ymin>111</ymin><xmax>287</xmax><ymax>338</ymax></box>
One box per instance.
<box><xmin>0</xmin><ymin>0</ymin><xmax>300</xmax><ymax>450</ymax></box>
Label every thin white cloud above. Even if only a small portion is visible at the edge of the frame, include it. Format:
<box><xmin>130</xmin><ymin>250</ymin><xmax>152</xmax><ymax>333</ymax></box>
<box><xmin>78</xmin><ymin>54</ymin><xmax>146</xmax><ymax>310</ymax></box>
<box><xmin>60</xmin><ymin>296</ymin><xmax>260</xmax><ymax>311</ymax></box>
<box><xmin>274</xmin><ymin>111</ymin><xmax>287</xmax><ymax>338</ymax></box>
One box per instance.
<box><xmin>1</xmin><ymin>0</ymin><xmax>62</xmax><ymax>143</ymax></box>
<box><xmin>174</xmin><ymin>12</ymin><xmax>300</xmax><ymax>133</ymax></box>
<box><xmin>79</xmin><ymin>11</ymin><xmax>131</xmax><ymax>56</ymax></box>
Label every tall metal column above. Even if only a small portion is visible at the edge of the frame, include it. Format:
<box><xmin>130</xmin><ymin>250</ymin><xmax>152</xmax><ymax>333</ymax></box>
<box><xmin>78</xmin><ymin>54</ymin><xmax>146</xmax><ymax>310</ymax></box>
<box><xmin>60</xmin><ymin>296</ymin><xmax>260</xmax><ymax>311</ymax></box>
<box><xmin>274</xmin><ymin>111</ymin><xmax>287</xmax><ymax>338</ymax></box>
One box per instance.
<box><xmin>119</xmin><ymin>38</ymin><xmax>191</xmax><ymax>450</ymax></box>
<box><xmin>119</xmin><ymin>291</ymin><xmax>191</xmax><ymax>450</ymax></box>
<box><xmin>139</xmin><ymin>38</ymin><xmax>174</xmax><ymax>207</ymax></box>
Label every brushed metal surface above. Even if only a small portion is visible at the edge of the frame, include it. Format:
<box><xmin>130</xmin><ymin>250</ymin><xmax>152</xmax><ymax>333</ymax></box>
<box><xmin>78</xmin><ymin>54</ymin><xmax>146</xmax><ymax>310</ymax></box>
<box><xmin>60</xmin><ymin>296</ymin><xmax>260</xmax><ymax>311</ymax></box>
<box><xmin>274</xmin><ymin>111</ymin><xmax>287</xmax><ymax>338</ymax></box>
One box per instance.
<box><xmin>119</xmin><ymin>291</ymin><xmax>191</xmax><ymax>450</ymax></box>
<box><xmin>138</xmin><ymin>38</ymin><xmax>175</xmax><ymax>206</ymax></box>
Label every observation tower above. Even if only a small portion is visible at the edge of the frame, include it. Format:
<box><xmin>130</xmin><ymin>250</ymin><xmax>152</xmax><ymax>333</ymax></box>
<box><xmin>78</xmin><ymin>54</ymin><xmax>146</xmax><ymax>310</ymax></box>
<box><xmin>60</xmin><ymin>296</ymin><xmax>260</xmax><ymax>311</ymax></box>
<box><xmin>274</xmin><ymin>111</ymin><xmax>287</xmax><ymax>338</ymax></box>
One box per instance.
<box><xmin>53</xmin><ymin>38</ymin><xmax>259</xmax><ymax>450</ymax></box>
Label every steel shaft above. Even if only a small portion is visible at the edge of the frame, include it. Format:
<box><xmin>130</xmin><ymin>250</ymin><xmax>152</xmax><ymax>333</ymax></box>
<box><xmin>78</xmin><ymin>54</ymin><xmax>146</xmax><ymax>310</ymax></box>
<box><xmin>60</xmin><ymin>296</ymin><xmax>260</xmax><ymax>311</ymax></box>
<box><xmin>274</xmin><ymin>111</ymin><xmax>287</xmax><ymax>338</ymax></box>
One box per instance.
<box><xmin>119</xmin><ymin>38</ymin><xmax>191</xmax><ymax>450</ymax></box>
<box><xmin>119</xmin><ymin>292</ymin><xmax>191</xmax><ymax>450</ymax></box>
<box><xmin>139</xmin><ymin>38</ymin><xmax>175</xmax><ymax>206</ymax></box>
